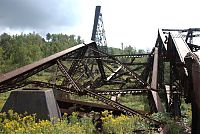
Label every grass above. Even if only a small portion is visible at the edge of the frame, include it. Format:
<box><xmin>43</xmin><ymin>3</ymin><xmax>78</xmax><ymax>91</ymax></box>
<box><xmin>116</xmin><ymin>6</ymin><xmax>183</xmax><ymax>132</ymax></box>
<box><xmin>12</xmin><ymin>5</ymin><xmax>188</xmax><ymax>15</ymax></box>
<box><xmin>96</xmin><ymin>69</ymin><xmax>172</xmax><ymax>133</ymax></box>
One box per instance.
<box><xmin>118</xmin><ymin>94</ymin><xmax>146</xmax><ymax>111</ymax></box>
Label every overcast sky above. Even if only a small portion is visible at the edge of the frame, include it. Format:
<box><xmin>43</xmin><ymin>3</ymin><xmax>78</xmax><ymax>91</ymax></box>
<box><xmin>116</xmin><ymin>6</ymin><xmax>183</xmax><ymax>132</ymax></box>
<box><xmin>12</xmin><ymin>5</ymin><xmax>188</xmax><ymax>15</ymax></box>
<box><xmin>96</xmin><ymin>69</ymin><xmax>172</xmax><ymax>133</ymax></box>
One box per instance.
<box><xmin>0</xmin><ymin>0</ymin><xmax>200</xmax><ymax>49</ymax></box>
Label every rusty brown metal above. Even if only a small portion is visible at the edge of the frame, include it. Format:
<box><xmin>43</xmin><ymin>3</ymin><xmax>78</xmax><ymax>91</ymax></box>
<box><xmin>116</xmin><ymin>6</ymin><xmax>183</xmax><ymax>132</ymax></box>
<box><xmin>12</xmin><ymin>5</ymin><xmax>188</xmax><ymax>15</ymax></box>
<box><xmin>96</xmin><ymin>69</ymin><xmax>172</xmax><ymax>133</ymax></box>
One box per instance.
<box><xmin>57</xmin><ymin>60</ymin><xmax>81</xmax><ymax>92</ymax></box>
<box><xmin>57</xmin><ymin>98</ymin><xmax>123</xmax><ymax>115</ymax></box>
<box><xmin>191</xmin><ymin>52</ymin><xmax>200</xmax><ymax>134</ymax></box>
<box><xmin>191</xmin><ymin>53</ymin><xmax>200</xmax><ymax>110</ymax></box>
<box><xmin>158</xmin><ymin>29</ymin><xmax>167</xmax><ymax>50</ymax></box>
<box><xmin>88</xmin><ymin>46</ymin><xmax>149</xmax><ymax>86</ymax></box>
<box><xmin>184</xmin><ymin>51</ymin><xmax>200</xmax><ymax>134</ymax></box>
<box><xmin>150</xmin><ymin>47</ymin><xmax>164</xmax><ymax>112</ymax></box>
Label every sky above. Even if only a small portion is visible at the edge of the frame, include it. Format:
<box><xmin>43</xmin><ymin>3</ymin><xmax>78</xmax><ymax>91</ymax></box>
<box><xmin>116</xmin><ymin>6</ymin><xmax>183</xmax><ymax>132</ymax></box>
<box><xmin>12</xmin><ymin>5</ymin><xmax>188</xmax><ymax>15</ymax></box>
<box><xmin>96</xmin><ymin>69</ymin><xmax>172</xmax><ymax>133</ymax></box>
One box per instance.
<box><xmin>0</xmin><ymin>0</ymin><xmax>200</xmax><ymax>50</ymax></box>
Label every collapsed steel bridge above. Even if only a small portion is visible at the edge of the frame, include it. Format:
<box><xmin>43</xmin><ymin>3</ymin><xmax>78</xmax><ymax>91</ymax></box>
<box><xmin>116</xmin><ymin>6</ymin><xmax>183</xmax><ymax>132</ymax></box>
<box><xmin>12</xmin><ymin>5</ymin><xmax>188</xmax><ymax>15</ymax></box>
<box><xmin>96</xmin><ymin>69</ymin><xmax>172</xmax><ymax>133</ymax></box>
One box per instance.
<box><xmin>0</xmin><ymin>28</ymin><xmax>200</xmax><ymax>133</ymax></box>
<box><xmin>0</xmin><ymin>5</ymin><xmax>200</xmax><ymax>133</ymax></box>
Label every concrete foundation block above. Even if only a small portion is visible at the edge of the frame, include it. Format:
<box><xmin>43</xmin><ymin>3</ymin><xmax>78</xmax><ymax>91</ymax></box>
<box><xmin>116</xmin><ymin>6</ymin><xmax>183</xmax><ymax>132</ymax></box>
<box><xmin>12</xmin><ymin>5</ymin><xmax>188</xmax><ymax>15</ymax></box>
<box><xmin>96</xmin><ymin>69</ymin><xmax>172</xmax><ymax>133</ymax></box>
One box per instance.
<box><xmin>1</xmin><ymin>89</ymin><xmax>61</xmax><ymax>120</ymax></box>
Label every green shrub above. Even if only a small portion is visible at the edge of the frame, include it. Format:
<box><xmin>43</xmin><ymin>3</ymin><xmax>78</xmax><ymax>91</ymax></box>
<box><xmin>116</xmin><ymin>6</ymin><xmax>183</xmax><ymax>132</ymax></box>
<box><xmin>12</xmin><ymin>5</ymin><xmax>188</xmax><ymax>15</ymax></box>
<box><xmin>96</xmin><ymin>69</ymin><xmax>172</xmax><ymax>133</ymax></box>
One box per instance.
<box><xmin>151</xmin><ymin>112</ymin><xmax>182</xmax><ymax>134</ymax></box>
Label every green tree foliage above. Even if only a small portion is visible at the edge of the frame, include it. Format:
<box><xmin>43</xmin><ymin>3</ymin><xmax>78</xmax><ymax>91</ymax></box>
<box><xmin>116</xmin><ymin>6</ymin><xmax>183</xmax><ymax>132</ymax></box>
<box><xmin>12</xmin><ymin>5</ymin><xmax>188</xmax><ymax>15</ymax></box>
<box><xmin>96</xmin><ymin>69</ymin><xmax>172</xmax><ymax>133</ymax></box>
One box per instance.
<box><xmin>107</xmin><ymin>45</ymin><xmax>144</xmax><ymax>55</ymax></box>
<box><xmin>46</xmin><ymin>33</ymin><xmax>51</xmax><ymax>42</ymax></box>
<box><xmin>137</xmin><ymin>49</ymin><xmax>146</xmax><ymax>54</ymax></box>
<box><xmin>124</xmin><ymin>45</ymin><xmax>136</xmax><ymax>55</ymax></box>
<box><xmin>0</xmin><ymin>32</ymin><xmax>83</xmax><ymax>73</ymax></box>
<box><xmin>0</xmin><ymin>47</ymin><xmax>5</xmax><ymax>73</ymax></box>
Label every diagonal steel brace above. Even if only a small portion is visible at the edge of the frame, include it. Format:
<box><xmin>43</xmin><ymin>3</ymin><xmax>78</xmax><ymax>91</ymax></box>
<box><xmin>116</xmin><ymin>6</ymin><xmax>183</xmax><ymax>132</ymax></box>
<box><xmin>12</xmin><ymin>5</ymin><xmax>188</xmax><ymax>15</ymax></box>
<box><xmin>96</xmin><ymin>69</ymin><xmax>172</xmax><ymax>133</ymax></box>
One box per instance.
<box><xmin>57</xmin><ymin>60</ymin><xmax>81</xmax><ymax>92</ymax></box>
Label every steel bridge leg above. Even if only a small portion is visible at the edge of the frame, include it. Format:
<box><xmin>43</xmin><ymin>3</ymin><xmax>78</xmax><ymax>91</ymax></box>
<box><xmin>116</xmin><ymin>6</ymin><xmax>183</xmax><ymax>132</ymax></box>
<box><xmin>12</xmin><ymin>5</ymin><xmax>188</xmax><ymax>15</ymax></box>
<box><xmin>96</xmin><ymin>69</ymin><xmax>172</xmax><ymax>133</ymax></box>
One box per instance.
<box><xmin>192</xmin><ymin>98</ymin><xmax>200</xmax><ymax>133</ymax></box>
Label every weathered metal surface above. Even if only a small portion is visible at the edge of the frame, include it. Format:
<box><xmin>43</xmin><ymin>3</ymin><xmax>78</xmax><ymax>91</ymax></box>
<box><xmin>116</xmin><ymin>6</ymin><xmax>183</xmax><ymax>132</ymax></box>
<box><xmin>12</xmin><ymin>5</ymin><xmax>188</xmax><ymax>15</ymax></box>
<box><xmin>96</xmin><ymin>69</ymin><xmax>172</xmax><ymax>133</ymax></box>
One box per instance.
<box><xmin>94</xmin><ymin>88</ymin><xmax>148</xmax><ymax>95</ymax></box>
<box><xmin>191</xmin><ymin>52</ymin><xmax>200</xmax><ymax>110</ymax></box>
<box><xmin>170</xmin><ymin>33</ymin><xmax>191</xmax><ymax>63</ymax></box>
<box><xmin>84</xmin><ymin>88</ymin><xmax>161</xmax><ymax>125</ymax></box>
<box><xmin>91</xmin><ymin>43</ymin><xmax>107</xmax><ymax>79</ymax></box>
<box><xmin>12</xmin><ymin>81</ymin><xmax>147</xmax><ymax>96</ymax></box>
<box><xmin>51</xmin><ymin>51</ymin><xmax>160</xmax><ymax>124</ymax></box>
<box><xmin>68</xmin><ymin>47</ymin><xmax>88</xmax><ymax>77</ymax></box>
<box><xmin>65</xmin><ymin>53</ymin><xmax>151</xmax><ymax>59</ymax></box>
<box><xmin>89</xmin><ymin>46</ymin><xmax>149</xmax><ymax>86</ymax></box>
<box><xmin>91</xmin><ymin>6</ymin><xmax>107</xmax><ymax>51</ymax></box>
<box><xmin>57</xmin><ymin>98</ymin><xmax>123</xmax><ymax>115</ymax></box>
<box><xmin>91</xmin><ymin>6</ymin><xmax>101</xmax><ymax>41</ymax></box>
<box><xmin>184</xmin><ymin>51</ymin><xmax>200</xmax><ymax>134</ymax></box>
<box><xmin>106</xmin><ymin>65</ymin><xmax>122</xmax><ymax>81</ymax></box>
<box><xmin>162</xmin><ymin>28</ymin><xmax>200</xmax><ymax>33</ymax></box>
<box><xmin>158</xmin><ymin>29</ymin><xmax>167</xmax><ymax>50</ymax></box>
<box><xmin>57</xmin><ymin>60</ymin><xmax>81</xmax><ymax>92</ymax></box>
<box><xmin>150</xmin><ymin>47</ymin><xmax>164</xmax><ymax>112</ymax></box>
<box><xmin>151</xmin><ymin>48</ymin><xmax>158</xmax><ymax>90</ymax></box>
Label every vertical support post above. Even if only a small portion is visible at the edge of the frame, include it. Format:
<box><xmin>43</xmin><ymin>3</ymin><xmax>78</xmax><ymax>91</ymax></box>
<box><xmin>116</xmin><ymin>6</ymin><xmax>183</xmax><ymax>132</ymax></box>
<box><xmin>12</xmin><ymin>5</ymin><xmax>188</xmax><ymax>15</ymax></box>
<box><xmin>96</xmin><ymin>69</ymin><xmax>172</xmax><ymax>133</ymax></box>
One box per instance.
<box><xmin>191</xmin><ymin>55</ymin><xmax>200</xmax><ymax>133</ymax></box>
<box><xmin>157</xmin><ymin>32</ymin><xmax>169</xmax><ymax>112</ymax></box>
<box><xmin>150</xmin><ymin>47</ymin><xmax>164</xmax><ymax>112</ymax></box>
<box><xmin>168</xmin><ymin>34</ymin><xmax>181</xmax><ymax>117</ymax></box>
<box><xmin>191</xmin><ymin>99</ymin><xmax>200</xmax><ymax>134</ymax></box>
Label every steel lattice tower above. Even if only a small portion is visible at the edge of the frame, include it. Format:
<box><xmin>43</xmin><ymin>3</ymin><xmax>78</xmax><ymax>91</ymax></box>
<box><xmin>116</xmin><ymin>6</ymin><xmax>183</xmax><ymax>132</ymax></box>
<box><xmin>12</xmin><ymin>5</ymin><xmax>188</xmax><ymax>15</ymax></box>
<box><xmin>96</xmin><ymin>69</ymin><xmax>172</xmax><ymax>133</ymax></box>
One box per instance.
<box><xmin>91</xmin><ymin>6</ymin><xmax>108</xmax><ymax>53</ymax></box>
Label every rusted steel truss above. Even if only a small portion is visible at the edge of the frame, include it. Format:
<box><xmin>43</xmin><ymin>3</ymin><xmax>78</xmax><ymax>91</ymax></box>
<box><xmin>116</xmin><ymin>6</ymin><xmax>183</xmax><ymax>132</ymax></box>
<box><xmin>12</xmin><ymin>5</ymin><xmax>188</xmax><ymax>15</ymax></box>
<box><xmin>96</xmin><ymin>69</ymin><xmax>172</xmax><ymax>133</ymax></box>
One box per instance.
<box><xmin>163</xmin><ymin>28</ymin><xmax>200</xmax><ymax>133</ymax></box>
<box><xmin>0</xmin><ymin>28</ymin><xmax>200</xmax><ymax>133</ymax></box>
<box><xmin>0</xmin><ymin>41</ymin><xmax>166</xmax><ymax>132</ymax></box>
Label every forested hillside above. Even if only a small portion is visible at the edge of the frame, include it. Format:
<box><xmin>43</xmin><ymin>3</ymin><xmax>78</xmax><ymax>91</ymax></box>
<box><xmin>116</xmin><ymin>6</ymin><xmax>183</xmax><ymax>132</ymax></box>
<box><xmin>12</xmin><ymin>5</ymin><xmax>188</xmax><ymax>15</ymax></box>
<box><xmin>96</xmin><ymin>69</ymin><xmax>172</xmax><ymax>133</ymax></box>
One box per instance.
<box><xmin>0</xmin><ymin>33</ymin><xmax>83</xmax><ymax>73</ymax></box>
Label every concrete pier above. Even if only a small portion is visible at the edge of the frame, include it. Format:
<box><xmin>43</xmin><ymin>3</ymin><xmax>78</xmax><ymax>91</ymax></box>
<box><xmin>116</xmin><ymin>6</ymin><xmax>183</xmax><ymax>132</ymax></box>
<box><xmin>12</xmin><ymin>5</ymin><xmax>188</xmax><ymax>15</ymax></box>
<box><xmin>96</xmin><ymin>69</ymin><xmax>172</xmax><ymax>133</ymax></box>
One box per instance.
<box><xmin>1</xmin><ymin>89</ymin><xmax>61</xmax><ymax>120</ymax></box>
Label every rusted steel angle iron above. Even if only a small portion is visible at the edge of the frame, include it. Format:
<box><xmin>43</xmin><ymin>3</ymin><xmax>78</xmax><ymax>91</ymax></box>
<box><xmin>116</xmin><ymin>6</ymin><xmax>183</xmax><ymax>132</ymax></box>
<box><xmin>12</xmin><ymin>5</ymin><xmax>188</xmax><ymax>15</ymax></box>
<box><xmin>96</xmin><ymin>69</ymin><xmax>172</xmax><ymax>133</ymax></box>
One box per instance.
<box><xmin>57</xmin><ymin>60</ymin><xmax>81</xmax><ymax>92</ymax></box>
<box><xmin>65</xmin><ymin>53</ymin><xmax>151</xmax><ymax>60</ymax></box>
<box><xmin>84</xmin><ymin>88</ymin><xmax>163</xmax><ymax>126</ymax></box>
<box><xmin>68</xmin><ymin>47</ymin><xmax>88</xmax><ymax>77</ymax></box>
<box><xmin>88</xmin><ymin>46</ymin><xmax>149</xmax><ymax>86</ymax></box>
<box><xmin>94</xmin><ymin>89</ymin><xmax>148</xmax><ymax>95</ymax></box>
<box><xmin>56</xmin><ymin>98</ymin><xmax>121</xmax><ymax>114</ymax></box>
<box><xmin>19</xmin><ymin>81</ymin><xmax>148</xmax><ymax>96</ymax></box>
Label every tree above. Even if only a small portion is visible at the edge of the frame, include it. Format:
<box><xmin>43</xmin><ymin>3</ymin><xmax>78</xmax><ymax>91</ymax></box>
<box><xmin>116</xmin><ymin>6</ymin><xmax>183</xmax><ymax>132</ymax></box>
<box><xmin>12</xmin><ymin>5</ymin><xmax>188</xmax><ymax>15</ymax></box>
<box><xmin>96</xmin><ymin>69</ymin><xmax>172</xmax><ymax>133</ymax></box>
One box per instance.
<box><xmin>124</xmin><ymin>45</ymin><xmax>136</xmax><ymax>55</ymax></box>
<box><xmin>0</xmin><ymin>32</ymin><xmax>84</xmax><ymax>72</ymax></box>
<box><xmin>46</xmin><ymin>33</ymin><xmax>51</xmax><ymax>42</ymax></box>
<box><xmin>137</xmin><ymin>49</ymin><xmax>145</xmax><ymax>54</ymax></box>
<box><xmin>9</xmin><ymin>44</ymin><xmax>31</xmax><ymax>68</ymax></box>
<box><xmin>77</xmin><ymin>36</ymin><xmax>82</xmax><ymax>44</ymax></box>
<box><xmin>0</xmin><ymin>33</ymin><xmax>12</xmax><ymax>47</ymax></box>
<box><xmin>0</xmin><ymin>47</ymin><xmax>5</xmax><ymax>73</ymax></box>
<box><xmin>0</xmin><ymin>33</ymin><xmax>13</xmax><ymax>60</ymax></box>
